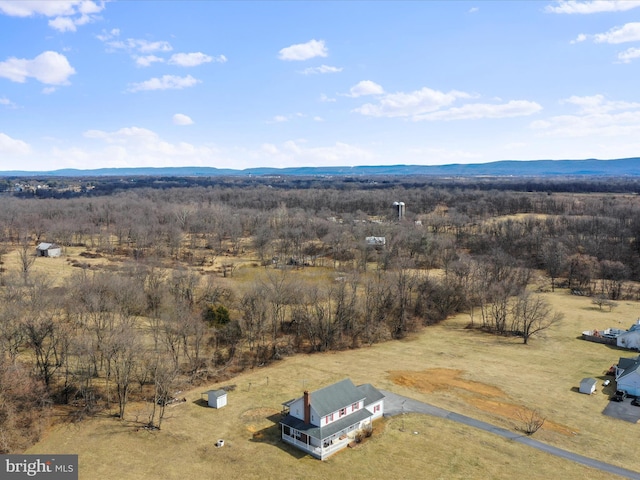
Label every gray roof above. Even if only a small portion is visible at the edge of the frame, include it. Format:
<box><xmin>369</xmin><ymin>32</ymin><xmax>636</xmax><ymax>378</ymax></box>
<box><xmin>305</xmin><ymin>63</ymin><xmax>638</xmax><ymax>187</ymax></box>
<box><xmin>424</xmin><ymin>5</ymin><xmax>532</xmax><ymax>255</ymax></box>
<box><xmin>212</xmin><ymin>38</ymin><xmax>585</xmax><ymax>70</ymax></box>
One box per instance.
<box><xmin>308</xmin><ymin>378</ymin><xmax>365</xmax><ymax>417</ymax></box>
<box><xmin>580</xmin><ymin>378</ymin><xmax>596</xmax><ymax>387</ymax></box>
<box><xmin>357</xmin><ymin>383</ymin><xmax>385</xmax><ymax>406</ymax></box>
<box><xmin>280</xmin><ymin>408</ymin><xmax>372</xmax><ymax>441</ymax></box>
<box><xmin>617</xmin><ymin>356</ymin><xmax>640</xmax><ymax>380</ymax></box>
<box><xmin>206</xmin><ymin>389</ymin><xmax>227</xmax><ymax>398</ymax></box>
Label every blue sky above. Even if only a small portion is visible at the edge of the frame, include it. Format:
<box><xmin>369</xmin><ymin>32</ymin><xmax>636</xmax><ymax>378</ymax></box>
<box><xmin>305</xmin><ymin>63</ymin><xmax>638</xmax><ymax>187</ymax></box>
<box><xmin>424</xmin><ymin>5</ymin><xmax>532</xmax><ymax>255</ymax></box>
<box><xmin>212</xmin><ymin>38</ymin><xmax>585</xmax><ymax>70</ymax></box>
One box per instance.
<box><xmin>1</xmin><ymin>0</ymin><xmax>640</xmax><ymax>171</ymax></box>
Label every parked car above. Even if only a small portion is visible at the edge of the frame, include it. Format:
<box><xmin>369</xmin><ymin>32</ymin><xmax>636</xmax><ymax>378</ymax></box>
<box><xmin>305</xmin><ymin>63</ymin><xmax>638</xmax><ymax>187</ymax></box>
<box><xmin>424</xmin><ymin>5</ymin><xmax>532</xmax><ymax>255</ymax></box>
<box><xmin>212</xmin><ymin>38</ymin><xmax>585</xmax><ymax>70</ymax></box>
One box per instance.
<box><xmin>612</xmin><ymin>390</ymin><xmax>626</xmax><ymax>402</ymax></box>
<box><xmin>603</xmin><ymin>380</ymin><xmax>611</xmax><ymax>387</ymax></box>
<box><xmin>631</xmin><ymin>398</ymin><xmax>640</xmax><ymax>407</ymax></box>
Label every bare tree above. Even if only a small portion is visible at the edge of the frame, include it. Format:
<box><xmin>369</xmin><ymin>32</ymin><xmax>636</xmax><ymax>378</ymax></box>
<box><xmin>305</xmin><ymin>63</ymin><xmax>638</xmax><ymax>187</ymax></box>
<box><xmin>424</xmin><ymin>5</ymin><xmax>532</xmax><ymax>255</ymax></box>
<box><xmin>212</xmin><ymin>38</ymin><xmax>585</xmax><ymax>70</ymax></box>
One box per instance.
<box><xmin>511</xmin><ymin>293</ymin><xmax>562</xmax><ymax>344</ymax></box>
<box><xmin>516</xmin><ymin>408</ymin><xmax>545</xmax><ymax>435</ymax></box>
<box><xmin>18</xmin><ymin>236</ymin><xmax>36</xmax><ymax>285</ymax></box>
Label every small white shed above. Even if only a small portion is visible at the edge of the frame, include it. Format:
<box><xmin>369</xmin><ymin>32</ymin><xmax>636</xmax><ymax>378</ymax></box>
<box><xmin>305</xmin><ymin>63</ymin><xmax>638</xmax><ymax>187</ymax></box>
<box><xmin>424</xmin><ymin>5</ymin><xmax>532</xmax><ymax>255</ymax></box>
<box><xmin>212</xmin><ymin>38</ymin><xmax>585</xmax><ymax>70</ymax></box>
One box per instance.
<box><xmin>579</xmin><ymin>377</ymin><xmax>597</xmax><ymax>395</ymax></box>
<box><xmin>207</xmin><ymin>389</ymin><xmax>228</xmax><ymax>409</ymax></box>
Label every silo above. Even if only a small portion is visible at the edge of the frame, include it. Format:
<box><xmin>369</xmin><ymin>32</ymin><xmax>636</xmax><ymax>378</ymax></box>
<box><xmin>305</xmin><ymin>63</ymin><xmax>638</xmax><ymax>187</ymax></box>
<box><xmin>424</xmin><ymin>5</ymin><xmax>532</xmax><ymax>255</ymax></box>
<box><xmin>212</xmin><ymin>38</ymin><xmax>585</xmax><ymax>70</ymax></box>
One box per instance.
<box><xmin>393</xmin><ymin>201</ymin><xmax>405</xmax><ymax>220</ymax></box>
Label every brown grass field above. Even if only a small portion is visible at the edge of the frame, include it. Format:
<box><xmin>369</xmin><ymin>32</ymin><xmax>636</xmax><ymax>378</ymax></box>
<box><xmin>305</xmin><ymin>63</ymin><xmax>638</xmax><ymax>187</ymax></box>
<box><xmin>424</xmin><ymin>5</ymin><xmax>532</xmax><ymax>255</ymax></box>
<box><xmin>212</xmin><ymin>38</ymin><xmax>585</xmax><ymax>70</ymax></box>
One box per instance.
<box><xmin>7</xmin><ymin>245</ymin><xmax>640</xmax><ymax>479</ymax></box>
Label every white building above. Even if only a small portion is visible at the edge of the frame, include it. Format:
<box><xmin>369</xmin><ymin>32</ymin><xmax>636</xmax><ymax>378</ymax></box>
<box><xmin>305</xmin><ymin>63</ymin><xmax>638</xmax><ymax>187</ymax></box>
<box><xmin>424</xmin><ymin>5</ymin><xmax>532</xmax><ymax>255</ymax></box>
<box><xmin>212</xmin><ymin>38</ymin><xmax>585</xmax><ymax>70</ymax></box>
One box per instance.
<box><xmin>206</xmin><ymin>389</ymin><xmax>228</xmax><ymax>409</ymax></box>
<box><xmin>280</xmin><ymin>378</ymin><xmax>384</xmax><ymax>460</ymax></box>
<box><xmin>36</xmin><ymin>242</ymin><xmax>62</xmax><ymax>258</ymax></box>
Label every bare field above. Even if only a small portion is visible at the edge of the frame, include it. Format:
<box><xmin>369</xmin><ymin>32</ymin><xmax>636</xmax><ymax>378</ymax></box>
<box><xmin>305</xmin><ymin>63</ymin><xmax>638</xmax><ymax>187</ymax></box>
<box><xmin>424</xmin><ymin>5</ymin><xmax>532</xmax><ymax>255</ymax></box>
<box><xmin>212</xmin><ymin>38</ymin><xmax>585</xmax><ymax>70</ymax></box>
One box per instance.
<box><xmin>27</xmin><ymin>280</ymin><xmax>640</xmax><ymax>479</ymax></box>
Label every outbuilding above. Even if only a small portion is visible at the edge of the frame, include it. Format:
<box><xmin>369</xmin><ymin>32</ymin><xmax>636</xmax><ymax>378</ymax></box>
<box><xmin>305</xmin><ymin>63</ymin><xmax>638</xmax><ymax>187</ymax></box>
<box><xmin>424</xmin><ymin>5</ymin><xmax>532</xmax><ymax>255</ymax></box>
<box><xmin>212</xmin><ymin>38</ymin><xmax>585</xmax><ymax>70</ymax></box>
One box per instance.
<box><xmin>579</xmin><ymin>377</ymin><xmax>597</xmax><ymax>395</ymax></box>
<box><xmin>36</xmin><ymin>242</ymin><xmax>62</xmax><ymax>258</ymax></box>
<box><xmin>206</xmin><ymin>389</ymin><xmax>227</xmax><ymax>409</ymax></box>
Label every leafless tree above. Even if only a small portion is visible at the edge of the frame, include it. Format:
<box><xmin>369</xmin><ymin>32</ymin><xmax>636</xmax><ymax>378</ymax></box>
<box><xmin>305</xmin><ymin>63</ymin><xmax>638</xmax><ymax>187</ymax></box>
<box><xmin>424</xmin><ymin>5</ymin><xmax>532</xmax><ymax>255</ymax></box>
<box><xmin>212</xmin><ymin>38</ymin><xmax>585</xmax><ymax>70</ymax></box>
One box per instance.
<box><xmin>516</xmin><ymin>408</ymin><xmax>545</xmax><ymax>435</ymax></box>
<box><xmin>18</xmin><ymin>235</ymin><xmax>36</xmax><ymax>285</ymax></box>
<box><xmin>511</xmin><ymin>293</ymin><xmax>562</xmax><ymax>344</ymax></box>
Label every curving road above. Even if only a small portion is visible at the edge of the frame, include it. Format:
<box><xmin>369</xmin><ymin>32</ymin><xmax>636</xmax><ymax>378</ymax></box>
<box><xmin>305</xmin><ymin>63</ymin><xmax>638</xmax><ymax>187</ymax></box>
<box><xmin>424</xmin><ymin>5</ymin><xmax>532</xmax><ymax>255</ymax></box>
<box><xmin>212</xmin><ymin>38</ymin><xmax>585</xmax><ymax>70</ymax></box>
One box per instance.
<box><xmin>381</xmin><ymin>390</ymin><xmax>640</xmax><ymax>480</ymax></box>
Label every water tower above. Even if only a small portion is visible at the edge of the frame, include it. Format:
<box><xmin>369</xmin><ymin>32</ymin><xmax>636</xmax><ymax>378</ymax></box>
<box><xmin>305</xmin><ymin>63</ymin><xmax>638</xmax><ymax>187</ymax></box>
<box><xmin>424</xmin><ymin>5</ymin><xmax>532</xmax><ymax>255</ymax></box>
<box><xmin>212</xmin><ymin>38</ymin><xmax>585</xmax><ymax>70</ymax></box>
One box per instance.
<box><xmin>393</xmin><ymin>201</ymin><xmax>405</xmax><ymax>220</ymax></box>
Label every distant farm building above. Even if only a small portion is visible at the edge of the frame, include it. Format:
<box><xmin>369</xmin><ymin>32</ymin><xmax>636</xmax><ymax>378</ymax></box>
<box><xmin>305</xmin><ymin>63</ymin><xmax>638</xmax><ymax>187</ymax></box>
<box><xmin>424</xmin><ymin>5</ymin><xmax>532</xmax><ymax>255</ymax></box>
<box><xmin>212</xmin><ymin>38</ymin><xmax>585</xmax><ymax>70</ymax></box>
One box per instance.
<box><xmin>36</xmin><ymin>243</ymin><xmax>62</xmax><ymax>258</ymax></box>
<box><xmin>365</xmin><ymin>236</ymin><xmax>386</xmax><ymax>248</ymax></box>
<box><xmin>206</xmin><ymin>389</ymin><xmax>228</xmax><ymax>409</ymax></box>
<box><xmin>579</xmin><ymin>378</ymin><xmax>597</xmax><ymax>395</ymax></box>
<box><xmin>392</xmin><ymin>201</ymin><xmax>405</xmax><ymax>220</ymax></box>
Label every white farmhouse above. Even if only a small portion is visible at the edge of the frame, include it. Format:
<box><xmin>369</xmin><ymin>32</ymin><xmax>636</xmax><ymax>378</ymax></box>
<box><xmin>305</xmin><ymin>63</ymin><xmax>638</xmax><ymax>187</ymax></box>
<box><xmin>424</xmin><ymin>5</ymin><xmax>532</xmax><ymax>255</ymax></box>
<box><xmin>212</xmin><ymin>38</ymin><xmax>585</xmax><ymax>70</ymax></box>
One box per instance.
<box><xmin>280</xmin><ymin>378</ymin><xmax>384</xmax><ymax>460</ymax></box>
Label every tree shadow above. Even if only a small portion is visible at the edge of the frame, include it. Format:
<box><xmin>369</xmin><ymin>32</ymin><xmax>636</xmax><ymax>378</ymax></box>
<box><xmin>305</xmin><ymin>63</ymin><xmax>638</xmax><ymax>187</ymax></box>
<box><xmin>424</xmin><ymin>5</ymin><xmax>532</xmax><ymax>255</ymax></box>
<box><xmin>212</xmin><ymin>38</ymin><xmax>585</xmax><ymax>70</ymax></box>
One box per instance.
<box><xmin>249</xmin><ymin>413</ymin><xmax>308</xmax><ymax>459</ymax></box>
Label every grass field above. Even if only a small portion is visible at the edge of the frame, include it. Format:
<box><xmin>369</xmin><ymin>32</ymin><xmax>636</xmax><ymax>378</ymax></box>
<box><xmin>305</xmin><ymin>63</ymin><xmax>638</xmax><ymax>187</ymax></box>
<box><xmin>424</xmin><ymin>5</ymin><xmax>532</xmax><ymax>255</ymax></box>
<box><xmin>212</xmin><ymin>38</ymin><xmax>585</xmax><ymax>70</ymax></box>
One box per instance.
<box><xmin>24</xmin><ymin>257</ymin><xmax>640</xmax><ymax>480</ymax></box>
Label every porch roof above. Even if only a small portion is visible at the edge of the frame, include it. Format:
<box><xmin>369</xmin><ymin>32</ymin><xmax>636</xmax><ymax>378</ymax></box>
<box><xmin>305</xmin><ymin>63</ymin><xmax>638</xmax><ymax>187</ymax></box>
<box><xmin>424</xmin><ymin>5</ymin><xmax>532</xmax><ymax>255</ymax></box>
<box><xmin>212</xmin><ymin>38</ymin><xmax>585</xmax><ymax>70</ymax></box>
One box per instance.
<box><xmin>281</xmin><ymin>408</ymin><xmax>372</xmax><ymax>441</ymax></box>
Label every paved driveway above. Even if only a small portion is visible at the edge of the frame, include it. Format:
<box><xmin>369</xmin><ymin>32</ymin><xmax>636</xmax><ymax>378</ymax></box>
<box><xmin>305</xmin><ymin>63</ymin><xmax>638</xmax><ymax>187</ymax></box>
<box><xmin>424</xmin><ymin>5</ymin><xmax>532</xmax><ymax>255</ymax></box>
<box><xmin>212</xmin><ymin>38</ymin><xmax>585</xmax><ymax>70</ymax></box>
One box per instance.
<box><xmin>381</xmin><ymin>390</ymin><xmax>640</xmax><ymax>480</ymax></box>
<box><xmin>603</xmin><ymin>397</ymin><xmax>640</xmax><ymax>423</ymax></box>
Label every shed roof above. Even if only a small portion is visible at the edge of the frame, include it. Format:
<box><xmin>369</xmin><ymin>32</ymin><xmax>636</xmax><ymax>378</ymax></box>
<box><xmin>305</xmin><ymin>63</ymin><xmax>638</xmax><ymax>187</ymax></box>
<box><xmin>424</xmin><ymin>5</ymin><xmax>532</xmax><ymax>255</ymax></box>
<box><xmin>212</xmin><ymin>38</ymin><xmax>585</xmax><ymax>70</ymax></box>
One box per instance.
<box><xmin>580</xmin><ymin>378</ymin><xmax>596</xmax><ymax>388</ymax></box>
<box><xmin>206</xmin><ymin>389</ymin><xmax>227</xmax><ymax>398</ymax></box>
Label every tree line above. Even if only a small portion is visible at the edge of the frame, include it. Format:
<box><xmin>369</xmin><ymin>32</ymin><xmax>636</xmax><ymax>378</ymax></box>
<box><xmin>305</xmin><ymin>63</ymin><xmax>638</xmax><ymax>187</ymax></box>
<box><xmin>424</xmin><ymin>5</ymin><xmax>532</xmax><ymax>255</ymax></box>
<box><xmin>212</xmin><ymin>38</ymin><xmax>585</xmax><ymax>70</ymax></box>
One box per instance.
<box><xmin>5</xmin><ymin>176</ymin><xmax>640</xmax><ymax>453</ymax></box>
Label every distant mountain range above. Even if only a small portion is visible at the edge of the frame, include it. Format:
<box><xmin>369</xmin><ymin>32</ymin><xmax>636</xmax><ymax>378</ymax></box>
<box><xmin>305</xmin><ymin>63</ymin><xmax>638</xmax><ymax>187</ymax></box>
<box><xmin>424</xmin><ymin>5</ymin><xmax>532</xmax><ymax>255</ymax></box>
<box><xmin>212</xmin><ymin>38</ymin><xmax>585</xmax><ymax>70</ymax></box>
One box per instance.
<box><xmin>1</xmin><ymin>158</ymin><xmax>639</xmax><ymax>177</ymax></box>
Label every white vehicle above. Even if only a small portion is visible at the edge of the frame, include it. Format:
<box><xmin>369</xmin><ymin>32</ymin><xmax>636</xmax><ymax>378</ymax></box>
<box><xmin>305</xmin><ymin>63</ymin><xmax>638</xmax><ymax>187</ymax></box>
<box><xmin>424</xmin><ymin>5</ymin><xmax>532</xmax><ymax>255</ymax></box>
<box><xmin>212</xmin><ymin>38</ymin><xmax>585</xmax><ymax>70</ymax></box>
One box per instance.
<box><xmin>603</xmin><ymin>380</ymin><xmax>611</xmax><ymax>387</ymax></box>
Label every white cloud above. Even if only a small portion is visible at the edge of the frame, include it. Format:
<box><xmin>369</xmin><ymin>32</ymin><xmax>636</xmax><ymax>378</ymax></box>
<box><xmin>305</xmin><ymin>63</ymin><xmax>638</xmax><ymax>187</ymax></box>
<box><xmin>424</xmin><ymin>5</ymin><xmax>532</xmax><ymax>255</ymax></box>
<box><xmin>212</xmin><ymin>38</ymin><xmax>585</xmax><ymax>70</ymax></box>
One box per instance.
<box><xmin>468</xmin><ymin>7</ymin><xmax>479</xmax><ymax>13</ymax></box>
<box><xmin>0</xmin><ymin>132</ymin><xmax>31</xmax><ymax>155</ymax></box>
<box><xmin>271</xmin><ymin>115</ymin><xmax>288</xmax><ymax>123</ymax></box>
<box><xmin>406</xmin><ymin>146</ymin><xmax>483</xmax><ymax>164</ymax></box>
<box><xmin>168</xmin><ymin>52</ymin><xmax>226</xmax><ymax>67</ymax></box>
<box><xmin>72</xmin><ymin>126</ymin><xmax>220</xmax><ymax>168</ymax></box>
<box><xmin>0</xmin><ymin>51</ymin><xmax>75</xmax><ymax>85</ymax></box>
<box><xmin>127</xmin><ymin>75</ymin><xmax>200</xmax><ymax>92</ymax></box>
<box><xmin>42</xmin><ymin>86</ymin><xmax>56</xmax><ymax>95</ymax></box>
<box><xmin>531</xmin><ymin>94</ymin><xmax>640</xmax><ymax>137</ymax></box>
<box><xmin>571</xmin><ymin>33</ymin><xmax>587</xmax><ymax>43</ymax></box>
<box><xmin>414</xmin><ymin>100</ymin><xmax>542</xmax><ymax>121</ymax></box>
<box><xmin>618</xmin><ymin>47</ymin><xmax>640</xmax><ymax>63</ymax></box>
<box><xmin>299</xmin><ymin>64</ymin><xmax>342</xmax><ymax>75</ymax></box>
<box><xmin>0</xmin><ymin>97</ymin><xmax>16</xmax><ymax>108</ymax></box>
<box><xmin>173</xmin><ymin>113</ymin><xmax>193</xmax><ymax>125</ymax></box>
<box><xmin>354</xmin><ymin>86</ymin><xmax>470</xmax><ymax>118</ymax></box>
<box><xmin>96</xmin><ymin>28</ymin><xmax>119</xmax><ymax>42</ymax></box>
<box><xmin>313</xmin><ymin>116</ymin><xmax>324</xmax><ymax>122</ymax></box>
<box><xmin>100</xmin><ymin>32</ymin><xmax>173</xmax><ymax>54</ymax></box>
<box><xmin>348</xmin><ymin>80</ymin><xmax>385</xmax><ymax>97</ymax></box>
<box><xmin>0</xmin><ymin>0</ymin><xmax>105</xmax><ymax>31</ymax></box>
<box><xmin>135</xmin><ymin>55</ymin><xmax>164</xmax><ymax>67</ymax></box>
<box><xmin>278</xmin><ymin>39</ymin><xmax>328</xmax><ymax>61</ymax></box>
<box><xmin>261</xmin><ymin>140</ymin><xmax>374</xmax><ymax>166</ymax></box>
<box><xmin>319</xmin><ymin>93</ymin><xmax>336</xmax><ymax>103</ymax></box>
<box><xmin>545</xmin><ymin>1</ymin><xmax>640</xmax><ymax>14</ymax></box>
<box><xmin>593</xmin><ymin>22</ymin><xmax>640</xmax><ymax>44</ymax></box>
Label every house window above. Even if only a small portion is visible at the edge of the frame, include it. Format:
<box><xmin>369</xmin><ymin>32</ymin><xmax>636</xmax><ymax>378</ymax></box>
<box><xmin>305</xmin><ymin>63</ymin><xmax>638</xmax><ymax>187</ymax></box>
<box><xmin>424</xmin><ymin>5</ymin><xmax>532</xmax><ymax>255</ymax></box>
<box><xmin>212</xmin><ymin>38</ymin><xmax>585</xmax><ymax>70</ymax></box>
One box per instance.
<box><xmin>283</xmin><ymin>426</ymin><xmax>291</xmax><ymax>436</ymax></box>
<box><xmin>374</xmin><ymin>404</ymin><xmax>380</xmax><ymax>413</ymax></box>
<box><xmin>325</xmin><ymin>413</ymin><xmax>334</xmax><ymax>424</ymax></box>
<box><xmin>339</xmin><ymin>408</ymin><xmax>346</xmax><ymax>417</ymax></box>
<box><xmin>352</xmin><ymin>402</ymin><xmax>359</xmax><ymax>411</ymax></box>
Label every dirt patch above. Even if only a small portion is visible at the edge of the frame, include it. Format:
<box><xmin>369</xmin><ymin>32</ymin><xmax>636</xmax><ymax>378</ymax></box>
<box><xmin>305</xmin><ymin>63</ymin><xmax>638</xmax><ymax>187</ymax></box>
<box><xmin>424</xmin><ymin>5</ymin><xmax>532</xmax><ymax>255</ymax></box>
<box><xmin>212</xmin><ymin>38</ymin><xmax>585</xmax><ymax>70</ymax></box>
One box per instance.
<box><xmin>240</xmin><ymin>407</ymin><xmax>280</xmax><ymax>433</ymax></box>
<box><xmin>389</xmin><ymin>368</ymin><xmax>505</xmax><ymax>397</ymax></box>
<box><xmin>466</xmin><ymin>397</ymin><xmax>576</xmax><ymax>436</ymax></box>
<box><xmin>389</xmin><ymin>368</ymin><xmax>576</xmax><ymax>436</ymax></box>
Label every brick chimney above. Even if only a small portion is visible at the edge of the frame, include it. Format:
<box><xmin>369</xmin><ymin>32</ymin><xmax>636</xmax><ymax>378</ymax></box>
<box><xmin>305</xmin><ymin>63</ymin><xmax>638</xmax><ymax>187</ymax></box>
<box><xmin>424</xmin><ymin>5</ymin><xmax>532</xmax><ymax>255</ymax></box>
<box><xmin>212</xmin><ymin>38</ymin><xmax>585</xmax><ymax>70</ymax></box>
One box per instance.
<box><xmin>303</xmin><ymin>390</ymin><xmax>311</xmax><ymax>424</ymax></box>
